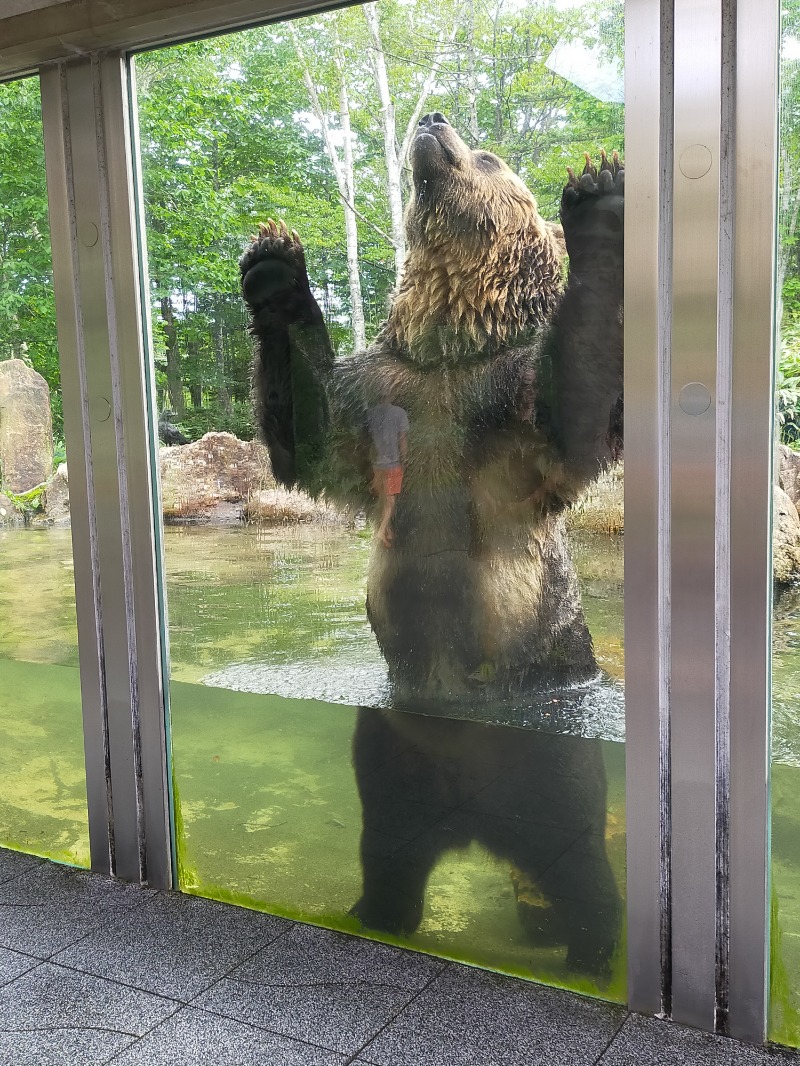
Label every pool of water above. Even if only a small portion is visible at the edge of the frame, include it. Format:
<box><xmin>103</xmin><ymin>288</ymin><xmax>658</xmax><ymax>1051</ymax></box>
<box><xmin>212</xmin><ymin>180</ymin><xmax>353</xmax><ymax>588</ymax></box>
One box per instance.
<box><xmin>3</xmin><ymin>521</ymin><xmax>800</xmax><ymax>1014</ymax></box>
<box><xmin>169</xmin><ymin>524</ymin><xmax>626</xmax><ymax>739</ymax></box>
<box><xmin>160</xmin><ymin>523</ymin><xmax>627</xmax><ymax>994</ymax></box>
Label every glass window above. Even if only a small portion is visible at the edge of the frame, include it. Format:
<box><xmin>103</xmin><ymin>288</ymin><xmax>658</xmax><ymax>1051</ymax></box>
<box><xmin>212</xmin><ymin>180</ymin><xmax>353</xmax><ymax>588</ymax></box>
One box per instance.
<box><xmin>134</xmin><ymin>0</ymin><xmax>626</xmax><ymax>998</ymax></box>
<box><xmin>772</xmin><ymin>0</ymin><xmax>800</xmax><ymax>1042</ymax></box>
<box><xmin>0</xmin><ymin>77</ymin><xmax>88</xmax><ymax>867</ymax></box>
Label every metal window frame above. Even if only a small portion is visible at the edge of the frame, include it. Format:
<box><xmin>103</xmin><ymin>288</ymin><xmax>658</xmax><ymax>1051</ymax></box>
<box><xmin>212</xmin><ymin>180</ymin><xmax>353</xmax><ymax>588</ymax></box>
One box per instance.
<box><xmin>668</xmin><ymin>0</ymin><xmax>725</xmax><ymax>1031</ymax></box>
<box><xmin>624</xmin><ymin>0</ymin><xmax>673</xmax><ymax>1022</ymax></box>
<box><xmin>12</xmin><ymin>0</ymin><xmax>779</xmax><ymax>1043</ymax></box>
<box><xmin>627</xmin><ymin>0</ymin><xmax>777</xmax><ymax>1041</ymax></box>
<box><xmin>40</xmin><ymin>54</ymin><xmax>172</xmax><ymax>888</ymax></box>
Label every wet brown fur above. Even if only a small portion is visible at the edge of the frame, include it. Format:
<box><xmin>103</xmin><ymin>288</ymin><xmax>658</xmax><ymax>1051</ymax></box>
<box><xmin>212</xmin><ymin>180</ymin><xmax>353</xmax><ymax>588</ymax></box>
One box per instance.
<box><xmin>238</xmin><ymin>118</ymin><xmax>625</xmax><ymax>974</ymax></box>
<box><xmin>384</xmin><ymin>124</ymin><xmax>564</xmax><ymax>362</ymax></box>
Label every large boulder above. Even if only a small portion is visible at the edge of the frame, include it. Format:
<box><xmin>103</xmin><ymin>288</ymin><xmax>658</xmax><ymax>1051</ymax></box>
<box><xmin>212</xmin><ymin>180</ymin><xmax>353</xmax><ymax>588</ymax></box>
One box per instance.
<box><xmin>43</xmin><ymin>463</ymin><xmax>71</xmax><ymax>526</ymax></box>
<box><xmin>0</xmin><ymin>492</ymin><xmax>22</xmax><ymax>527</ymax></box>
<box><xmin>774</xmin><ymin>484</ymin><xmax>800</xmax><ymax>586</ymax></box>
<box><xmin>0</xmin><ymin>358</ymin><xmax>53</xmax><ymax>493</ymax></box>
<box><xmin>159</xmin><ymin>431</ymin><xmax>274</xmax><ymax>521</ymax></box>
<box><xmin>779</xmin><ymin>444</ymin><xmax>800</xmax><ymax>510</ymax></box>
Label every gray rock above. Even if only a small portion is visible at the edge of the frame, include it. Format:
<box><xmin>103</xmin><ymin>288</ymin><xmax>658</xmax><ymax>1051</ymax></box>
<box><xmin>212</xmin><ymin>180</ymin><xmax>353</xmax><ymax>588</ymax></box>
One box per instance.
<box><xmin>779</xmin><ymin>443</ymin><xmax>800</xmax><ymax>509</ymax></box>
<box><xmin>774</xmin><ymin>484</ymin><xmax>800</xmax><ymax>585</ymax></box>
<box><xmin>44</xmin><ymin>462</ymin><xmax>70</xmax><ymax>525</ymax></box>
<box><xmin>0</xmin><ymin>492</ymin><xmax>21</xmax><ymax>527</ymax></box>
<box><xmin>0</xmin><ymin>358</ymin><xmax>53</xmax><ymax>493</ymax></box>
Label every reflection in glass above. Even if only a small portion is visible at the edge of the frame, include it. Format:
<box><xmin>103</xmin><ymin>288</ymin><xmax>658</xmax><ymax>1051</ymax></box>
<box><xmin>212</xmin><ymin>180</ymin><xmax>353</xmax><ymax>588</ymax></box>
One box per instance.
<box><xmin>0</xmin><ymin>78</ymin><xmax>88</xmax><ymax>866</ymax></box>
<box><xmin>137</xmin><ymin>0</ymin><xmax>626</xmax><ymax>997</ymax></box>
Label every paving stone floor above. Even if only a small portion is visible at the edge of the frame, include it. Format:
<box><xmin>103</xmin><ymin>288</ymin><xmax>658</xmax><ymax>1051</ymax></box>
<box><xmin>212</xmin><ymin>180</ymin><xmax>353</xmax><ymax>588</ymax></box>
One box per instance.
<box><xmin>0</xmin><ymin>848</ymin><xmax>797</xmax><ymax>1065</ymax></box>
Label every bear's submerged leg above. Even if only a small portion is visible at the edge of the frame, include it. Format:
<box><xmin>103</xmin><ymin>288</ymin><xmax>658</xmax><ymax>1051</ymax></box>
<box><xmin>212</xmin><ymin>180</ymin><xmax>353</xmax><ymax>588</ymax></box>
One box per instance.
<box><xmin>350</xmin><ymin>708</ymin><xmax>454</xmax><ymax>935</ymax></box>
<box><xmin>468</xmin><ymin>729</ymin><xmax>622</xmax><ymax>977</ymax></box>
<box><xmin>351</xmin><ymin>840</ymin><xmax>442</xmax><ymax>936</ymax></box>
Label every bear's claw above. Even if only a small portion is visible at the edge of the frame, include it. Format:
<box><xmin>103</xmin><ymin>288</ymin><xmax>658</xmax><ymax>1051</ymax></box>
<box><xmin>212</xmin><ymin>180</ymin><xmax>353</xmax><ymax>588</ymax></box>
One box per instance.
<box><xmin>239</xmin><ymin>216</ymin><xmax>310</xmax><ymax>312</ymax></box>
<box><xmin>564</xmin><ymin>151</ymin><xmax>624</xmax><ymax>198</ymax></box>
<box><xmin>560</xmin><ymin>150</ymin><xmax>625</xmax><ymax>261</ymax></box>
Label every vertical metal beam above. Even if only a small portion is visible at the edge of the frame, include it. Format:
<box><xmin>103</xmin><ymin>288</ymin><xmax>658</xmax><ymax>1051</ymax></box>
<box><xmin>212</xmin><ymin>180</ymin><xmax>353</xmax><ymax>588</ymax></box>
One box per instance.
<box><xmin>39</xmin><ymin>55</ymin><xmax>172</xmax><ymax>889</ymax></box>
<box><xmin>40</xmin><ymin>63</ymin><xmax>113</xmax><ymax>877</ymax></box>
<box><xmin>624</xmin><ymin>0</ymin><xmax>672</xmax><ymax>1018</ymax></box>
<box><xmin>726</xmin><ymin>0</ymin><xmax>778</xmax><ymax>1042</ymax></box>
<box><xmin>670</xmin><ymin>0</ymin><xmax>722</xmax><ymax>1031</ymax></box>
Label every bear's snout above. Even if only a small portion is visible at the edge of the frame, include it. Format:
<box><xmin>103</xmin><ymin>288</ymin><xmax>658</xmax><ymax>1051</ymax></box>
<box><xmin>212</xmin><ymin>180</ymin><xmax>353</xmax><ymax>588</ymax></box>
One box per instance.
<box><xmin>412</xmin><ymin>114</ymin><xmax>471</xmax><ymax>181</ymax></box>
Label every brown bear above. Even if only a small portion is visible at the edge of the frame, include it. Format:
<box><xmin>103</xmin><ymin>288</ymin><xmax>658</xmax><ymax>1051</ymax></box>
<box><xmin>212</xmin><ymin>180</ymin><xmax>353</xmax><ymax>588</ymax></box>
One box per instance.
<box><xmin>239</xmin><ymin>112</ymin><xmax>624</xmax><ymax>976</ymax></box>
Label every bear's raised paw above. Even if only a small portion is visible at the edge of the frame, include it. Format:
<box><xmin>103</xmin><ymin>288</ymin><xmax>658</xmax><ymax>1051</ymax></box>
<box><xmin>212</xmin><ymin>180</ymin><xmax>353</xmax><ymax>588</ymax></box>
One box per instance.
<box><xmin>239</xmin><ymin>218</ymin><xmax>311</xmax><ymax>317</ymax></box>
<box><xmin>560</xmin><ymin>150</ymin><xmax>624</xmax><ymax>265</ymax></box>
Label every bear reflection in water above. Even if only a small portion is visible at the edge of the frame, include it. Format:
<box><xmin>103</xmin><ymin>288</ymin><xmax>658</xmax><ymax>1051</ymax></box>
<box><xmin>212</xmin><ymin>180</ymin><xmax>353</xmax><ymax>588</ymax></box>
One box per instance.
<box><xmin>239</xmin><ymin>113</ymin><xmax>624</xmax><ymax>978</ymax></box>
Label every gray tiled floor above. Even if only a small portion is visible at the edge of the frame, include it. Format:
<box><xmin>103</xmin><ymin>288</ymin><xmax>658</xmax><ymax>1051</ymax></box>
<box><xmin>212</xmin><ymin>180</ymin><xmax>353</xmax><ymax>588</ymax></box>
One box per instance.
<box><xmin>0</xmin><ymin>851</ymin><xmax>797</xmax><ymax>1066</ymax></box>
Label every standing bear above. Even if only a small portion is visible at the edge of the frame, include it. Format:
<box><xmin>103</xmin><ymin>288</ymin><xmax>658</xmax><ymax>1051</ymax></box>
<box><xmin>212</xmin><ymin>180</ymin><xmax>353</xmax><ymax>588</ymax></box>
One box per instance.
<box><xmin>240</xmin><ymin>113</ymin><xmax>624</xmax><ymax>976</ymax></box>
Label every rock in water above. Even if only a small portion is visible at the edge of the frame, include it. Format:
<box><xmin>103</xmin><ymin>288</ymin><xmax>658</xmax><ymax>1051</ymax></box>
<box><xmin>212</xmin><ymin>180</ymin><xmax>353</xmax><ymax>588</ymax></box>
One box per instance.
<box><xmin>774</xmin><ymin>484</ymin><xmax>800</xmax><ymax>586</ymax></box>
<box><xmin>0</xmin><ymin>359</ymin><xmax>53</xmax><ymax>493</ymax></box>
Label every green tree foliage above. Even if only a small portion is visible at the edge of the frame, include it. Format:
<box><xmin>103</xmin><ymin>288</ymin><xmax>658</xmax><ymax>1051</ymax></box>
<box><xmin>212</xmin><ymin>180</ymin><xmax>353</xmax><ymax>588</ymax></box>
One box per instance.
<box><xmin>1</xmin><ymin>0</ymin><xmax>625</xmax><ymax>444</ymax></box>
<box><xmin>0</xmin><ymin>78</ymin><xmax>61</xmax><ymax>436</ymax></box>
<box><xmin>135</xmin><ymin>0</ymin><xmax>624</xmax><ymax>440</ymax></box>
<box><xmin>425</xmin><ymin>0</ymin><xmax>623</xmax><ymax>216</ymax></box>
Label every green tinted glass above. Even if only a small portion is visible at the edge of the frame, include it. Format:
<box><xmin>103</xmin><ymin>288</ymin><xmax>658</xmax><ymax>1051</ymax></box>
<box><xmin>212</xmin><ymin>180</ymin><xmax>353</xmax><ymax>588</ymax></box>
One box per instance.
<box><xmin>136</xmin><ymin>0</ymin><xmax>626</xmax><ymax>999</ymax></box>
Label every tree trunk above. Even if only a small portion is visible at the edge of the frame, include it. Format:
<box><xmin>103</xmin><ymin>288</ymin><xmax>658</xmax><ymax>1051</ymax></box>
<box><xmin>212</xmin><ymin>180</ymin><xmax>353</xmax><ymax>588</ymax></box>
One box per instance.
<box><xmin>779</xmin><ymin>144</ymin><xmax>800</xmax><ymax>310</ymax></box>
<box><xmin>466</xmin><ymin>0</ymin><xmax>480</xmax><ymax>144</ymax></box>
<box><xmin>213</xmin><ymin>298</ymin><xmax>232</xmax><ymax>416</ymax></box>
<box><xmin>160</xmin><ymin>296</ymin><xmax>184</xmax><ymax>417</ymax></box>
<box><xmin>364</xmin><ymin>3</ymin><xmax>405</xmax><ymax>280</ymax></box>
<box><xmin>186</xmin><ymin>336</ymin><xmax>202</xmax><ymax>409</ymax></box>
<box><xmin>332</xmin><ymin>21</ymin><xmax>367</xmax><ymax>351</ymax></box>
<box><xmin>289</xmin><ymin>17</ymin><xmax>366</xmax><ymax>352</ymax></box>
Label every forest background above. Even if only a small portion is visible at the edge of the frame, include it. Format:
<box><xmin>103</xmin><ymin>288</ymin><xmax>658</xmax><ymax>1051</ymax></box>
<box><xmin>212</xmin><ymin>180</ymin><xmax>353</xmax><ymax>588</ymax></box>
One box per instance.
<box><xmin>1</xmin><ymin>0</ymin><xmax>624</xmax><ymax>444</ymax></box>
<box><xmin>0</xmin><ymin>0</ymin><xmax>794</xmax><ymax>448</ymax></box>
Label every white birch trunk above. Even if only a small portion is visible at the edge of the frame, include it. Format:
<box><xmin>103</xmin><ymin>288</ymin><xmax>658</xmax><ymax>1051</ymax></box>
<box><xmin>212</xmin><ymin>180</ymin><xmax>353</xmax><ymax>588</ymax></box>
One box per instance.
<box><xmin>289</xmin><ymin>19</ymin><xmax>366</xmax><ymax>352</ymax></box>
<box><xmin>331</xmin><ymin>20</ymin><xmax>366</xmax><ymax>351</ymax></box>
<box><xmin>466</xmin><ymin>0</ymin><xmax>480</xmax><ymax>144</ymax></box>
<box><xmin>364</xmin><ymin>2</ymin><xmax>406</xmax><ymax>278</ymax></box>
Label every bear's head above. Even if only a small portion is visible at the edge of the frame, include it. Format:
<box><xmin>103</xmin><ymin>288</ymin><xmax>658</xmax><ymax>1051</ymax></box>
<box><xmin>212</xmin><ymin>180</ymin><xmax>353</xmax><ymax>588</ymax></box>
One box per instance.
<box><xmin>386</xmin><ymin>114</ymin><xmax>563</xmax><ymax>364</ymax></box>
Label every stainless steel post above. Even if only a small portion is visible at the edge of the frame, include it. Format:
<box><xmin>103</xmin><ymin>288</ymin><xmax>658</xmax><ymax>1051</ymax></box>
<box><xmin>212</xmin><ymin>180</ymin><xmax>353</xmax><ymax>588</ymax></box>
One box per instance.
<box><xmin>39</xmin><ymin>54</ymin><xmax>172</xmax><ymax>889</ymax></box>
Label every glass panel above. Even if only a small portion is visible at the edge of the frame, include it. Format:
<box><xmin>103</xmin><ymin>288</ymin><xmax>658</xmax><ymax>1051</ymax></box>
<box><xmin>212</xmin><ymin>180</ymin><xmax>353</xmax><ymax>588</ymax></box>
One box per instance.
<box><xmin>772</xmin><ymin>1</ymin><xmax>800</xmax><ymax>1042</ymax></box>
<box><xmin>135</xmin><ymin>0</ymin><xmax>626</xmax><ymax>998</ymax></box>
<box><xmin>0</xmin><ymin>77</ymin><xmax>89</xmax><ymax>866</ymax></box>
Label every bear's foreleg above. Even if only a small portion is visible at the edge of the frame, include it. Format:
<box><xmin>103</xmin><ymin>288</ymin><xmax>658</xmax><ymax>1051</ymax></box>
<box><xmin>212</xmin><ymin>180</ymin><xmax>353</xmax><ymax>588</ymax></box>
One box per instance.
<box><xmin>240</xmin><ymin>220</ymin><xmax>335</xmax><ymax>490</ymax></box>
<box><xmin>473</xmin><ymin>729</ymin><xmax>622</xmax><ymax>977</ymax></box>
<box><xmin>544</xmin><ymin>152</ymin><xmax>625</xmax><ymax>493</ymax></box>
<box><xmin>528</xmin><ymin>832</ymin><xmax>622</xmax><ymax>978</ymax></box>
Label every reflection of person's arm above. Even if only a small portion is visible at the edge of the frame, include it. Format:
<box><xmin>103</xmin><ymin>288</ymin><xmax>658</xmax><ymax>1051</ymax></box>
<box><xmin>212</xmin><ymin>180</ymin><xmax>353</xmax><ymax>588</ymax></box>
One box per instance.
<box><xmin>399</xmin><ymin>431</ymin><xmax>408</xmax><ymax>468</ymax></box>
